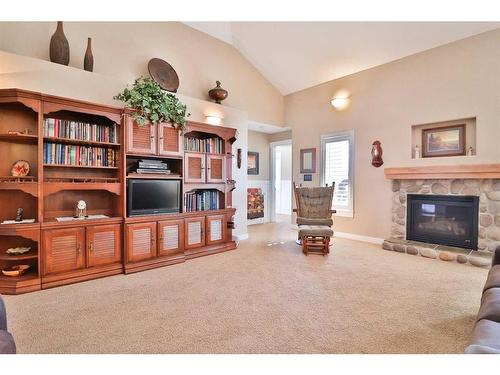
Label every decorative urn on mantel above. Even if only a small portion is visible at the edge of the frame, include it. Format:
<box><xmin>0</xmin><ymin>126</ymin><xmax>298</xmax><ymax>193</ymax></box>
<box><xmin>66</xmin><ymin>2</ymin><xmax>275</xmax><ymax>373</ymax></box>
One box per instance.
<box><xmin>208</xmin><ymin>81</ymin><xmax>228</xmax><ymax>104</ymax></box>
<box><xmin>84</xmin><ymin>37</ymin><xmax>94</xmax><ymax>72</ymax></box>
<box><xmin>49</xmin><ymin>21</ymin><xmax>70</xmax><ymax>65</ymax></box>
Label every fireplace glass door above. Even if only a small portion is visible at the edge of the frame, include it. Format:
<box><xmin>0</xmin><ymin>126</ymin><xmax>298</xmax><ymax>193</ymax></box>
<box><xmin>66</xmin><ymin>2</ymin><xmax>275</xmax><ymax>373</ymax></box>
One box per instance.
<box><xmin>406</xmin><ymin>194</ymin><xmax>479</xmax><ymax>249</ymax></box>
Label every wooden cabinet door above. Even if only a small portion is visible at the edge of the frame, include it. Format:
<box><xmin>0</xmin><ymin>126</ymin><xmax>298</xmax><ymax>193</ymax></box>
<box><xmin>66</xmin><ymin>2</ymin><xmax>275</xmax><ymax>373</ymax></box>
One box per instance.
<box><xmin>206</xmin><ymin>214</ymin><xmax>226</xmax><ymax>245</ymax></box>
<box><xmin>158</xmin><ymin>219</ymin><xmax>184</xmax><ymax>256</ymax></box>
<box><xmin>43</xmin><ymin>228</ymin><xmax>85</xmax><ymax>275</ymax></box>
<box><xmin>184</xmin><ymin>153</ymin><xmax>206</xmax><ymax>183</ymax></box>
<box><xmin>126</xmin><ymin>117</ymin><xmax>156</xmax><ymax>155</ymax></box>
<box><xmin>87</xmin><ymin>224</ymin><xmax>122</xmax><ymax>267</ymax></box>
<box><xmin>206</xmin><ymin>154</ymin><xmax>225</xmax><ymax>183</ymax></box>
<box><xmin>184</xmin><ymin>217</ymin><xmax>205</xmax><ymax>249</ymax></box>
<box><xmin>126</xmin><ymin>222</ymin><xmax>157</xmax><ymax>262</ymax></box>
<box><xmin>158</xmin><ymin>123</ymin><xmax>182</xmax><ymax>156</ymax></box>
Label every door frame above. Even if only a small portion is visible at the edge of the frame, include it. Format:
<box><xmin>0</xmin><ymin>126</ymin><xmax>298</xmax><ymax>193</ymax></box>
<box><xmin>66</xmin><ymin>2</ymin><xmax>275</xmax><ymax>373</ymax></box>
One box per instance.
<box><xmin>269</xmin><ymin>139</ymin><xmax>292</xmax><ymax>223</ymax></box>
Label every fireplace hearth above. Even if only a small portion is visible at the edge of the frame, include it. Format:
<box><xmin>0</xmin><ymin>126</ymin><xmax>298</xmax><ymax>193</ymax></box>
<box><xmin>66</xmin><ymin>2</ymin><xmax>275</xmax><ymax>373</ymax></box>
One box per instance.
<box><xmin>406</xmin><ymin>194</ymin><xmax>479</xmax><ymax>250</ymax></box>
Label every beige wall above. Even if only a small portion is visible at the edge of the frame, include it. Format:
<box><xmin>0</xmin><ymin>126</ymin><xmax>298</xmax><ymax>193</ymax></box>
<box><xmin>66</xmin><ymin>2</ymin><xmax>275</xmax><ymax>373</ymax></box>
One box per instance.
<box><xmin>268</xmin><ymin>130</ymin><xmax>292</xmax><ymax>143</ymax></box>
<box><xmin>0</xmin><ymin>22</ymin><xmax>284</xmax><ymax>127</ymax></box>
<box><xmin>247</xmin><ymin>130</ymin><xmax>270</xmax><ymax>180</ymax></box>
<box><xmin>285</xmin><ymin>29</ymin><xmax>500</xmax><ymax>239</ymax></box>
<box><xmin>0</xmin><ymin>50</ymin><xmax>250</xmax><ymax>238</ymax></box>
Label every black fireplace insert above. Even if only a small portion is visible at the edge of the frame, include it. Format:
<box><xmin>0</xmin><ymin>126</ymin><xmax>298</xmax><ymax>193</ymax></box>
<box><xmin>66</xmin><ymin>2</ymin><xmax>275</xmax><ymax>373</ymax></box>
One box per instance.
<box><xmin>406</xmin><ymin>194</ymin><xmax>479</xmax><ymax>250</ymax></box>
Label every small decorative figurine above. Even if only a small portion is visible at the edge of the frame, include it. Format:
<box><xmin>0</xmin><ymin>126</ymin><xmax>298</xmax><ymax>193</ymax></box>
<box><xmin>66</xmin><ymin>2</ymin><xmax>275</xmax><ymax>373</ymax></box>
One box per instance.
<box><xmin>15</xmin><ymin>207</ymin><xmax>23</xmax><ymax>222</ymax></box>
<box><xmin>237</xmin><ymin>148</ymin><xmax>242</xmax><ymax>169</ymax></box>
<box><xmin>467</xmin><ymin>146</ymin><xmax>474</xmax><ymax>156</ymax></box>
<box><xmin>371</xmin><ymin>140</ymin><xmax>384</xmax><ymax>167</ymax></box>
<box><xmin>75</xmin><ymin>200</ymin><xmax>88</xmax><ymax>219</ymax></box>
<box><xmin>414</xmin><ymin>145</ymin><xmax>421</xmax><ymax>159</ymax></box>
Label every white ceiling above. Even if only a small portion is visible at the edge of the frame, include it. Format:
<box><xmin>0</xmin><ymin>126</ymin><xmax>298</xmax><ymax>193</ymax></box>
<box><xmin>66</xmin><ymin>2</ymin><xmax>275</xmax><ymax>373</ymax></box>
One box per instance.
<box><xmin>184</xmin><ymin>22</ymin><xmax>500</xmax><ymax>95</ymax></box>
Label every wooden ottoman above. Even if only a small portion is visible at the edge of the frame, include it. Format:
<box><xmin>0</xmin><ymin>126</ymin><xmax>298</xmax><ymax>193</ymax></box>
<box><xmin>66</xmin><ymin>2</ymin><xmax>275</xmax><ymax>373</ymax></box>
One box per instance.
<box><xmin>298</xmin><ymin>225</ymin><xmax>333</xmax><ymax>256</ymax></box>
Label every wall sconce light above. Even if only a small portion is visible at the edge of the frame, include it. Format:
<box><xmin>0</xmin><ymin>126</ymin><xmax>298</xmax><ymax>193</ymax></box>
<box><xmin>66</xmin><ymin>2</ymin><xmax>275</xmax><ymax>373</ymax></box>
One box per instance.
<box><xmin>206</xmin><ymin>115</ymin><xmax>222</xmax><ymax>126</ymax></box>
<box><xmin>330</xmin><ymin>97</ymin><xmax>350</xmax><ymax>110</ymax></box>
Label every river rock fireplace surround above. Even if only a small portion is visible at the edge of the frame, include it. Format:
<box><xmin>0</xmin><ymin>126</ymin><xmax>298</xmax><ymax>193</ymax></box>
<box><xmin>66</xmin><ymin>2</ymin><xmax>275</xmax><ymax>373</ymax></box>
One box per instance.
<box><xmin>383</xmin><ymin>164</ymin><xmax>500</xmax><ymax>267</ymax></box>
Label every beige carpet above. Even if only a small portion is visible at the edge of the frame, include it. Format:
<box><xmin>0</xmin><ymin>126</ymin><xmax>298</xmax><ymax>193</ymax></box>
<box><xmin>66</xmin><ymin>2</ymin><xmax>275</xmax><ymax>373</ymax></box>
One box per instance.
<box><xmin>3</xmin><ymin>222</ymin><xmax>488</xmax><ymax>354</ymax></box>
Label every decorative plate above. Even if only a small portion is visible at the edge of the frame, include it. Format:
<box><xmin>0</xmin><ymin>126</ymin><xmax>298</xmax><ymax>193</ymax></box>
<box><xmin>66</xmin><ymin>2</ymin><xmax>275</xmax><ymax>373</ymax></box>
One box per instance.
<box><xmin>6</xmin><ymin>247</ymin><xmax>31</xmax><ymax>255</ymax></box>
<box><xmin>148</xmin><ymin>58</ymin><xmax>180</xmax><ymax>93</ymax></box>
<box><xmin>11</xmin><ymin>160</ymin><xmax>30</xmax><ymax>177</ymax></box>
<box><xmin>2</xmin><ymin>264</ymin><xmax>30</xmax><ymax>277</ymax></box>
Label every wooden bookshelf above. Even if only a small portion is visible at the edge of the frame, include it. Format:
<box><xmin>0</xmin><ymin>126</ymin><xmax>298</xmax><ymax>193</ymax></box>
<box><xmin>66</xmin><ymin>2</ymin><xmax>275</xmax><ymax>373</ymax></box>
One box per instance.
<box><xmin>0</xmin><ymin>89</ymin><xmax>238</xmax><ymax>294</ymax></box>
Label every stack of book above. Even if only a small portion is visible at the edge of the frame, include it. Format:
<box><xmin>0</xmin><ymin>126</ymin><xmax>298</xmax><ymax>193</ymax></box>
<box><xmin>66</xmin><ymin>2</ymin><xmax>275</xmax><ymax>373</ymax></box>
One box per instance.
<box><xmin>44</xmin><ymin>118</ymin><xmax>118</xmax><ymax>143</ymax></box>
<box><xmin>134</xmin><ymin>160</ymin><xmax>171</xmax><ymax>175</ymax></box>
<box><xmin>184</xmin><ymin>136</ymin><xmax>224</xmax><ymax>154</ymax></box>
<box><xmin>185</xmin><ymin>190</ymin><xmax>220</xmax><ymax>212</ymax></box>
<box><xmin>43</xmin><ymin>143</ymin><xmax>117</xmax><ymax>167</ymax></box>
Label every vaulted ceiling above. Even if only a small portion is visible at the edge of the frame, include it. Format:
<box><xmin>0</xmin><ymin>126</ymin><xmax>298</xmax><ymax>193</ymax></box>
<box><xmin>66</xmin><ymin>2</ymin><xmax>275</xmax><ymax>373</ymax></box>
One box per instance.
<box><xmin>184</xmin><ymin>22</ymin><xmax>500</xmax><ymax>95</ymax></box>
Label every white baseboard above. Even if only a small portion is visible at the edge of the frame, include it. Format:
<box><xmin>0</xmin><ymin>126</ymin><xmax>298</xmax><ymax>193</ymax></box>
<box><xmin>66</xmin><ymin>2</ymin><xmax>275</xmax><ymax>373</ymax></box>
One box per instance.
<box><xmin>334</xmin><ymin>231</ymin><xmax>384</xmax><ymax>245</ymax></box>
<box><xmin>233</xmin><ymin>233</ymin><xmax>249</xmax><ymax>242</ymax></box>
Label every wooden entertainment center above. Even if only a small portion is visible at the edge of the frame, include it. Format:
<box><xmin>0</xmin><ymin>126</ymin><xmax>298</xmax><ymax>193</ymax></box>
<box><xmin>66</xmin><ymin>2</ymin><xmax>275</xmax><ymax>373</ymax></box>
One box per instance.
<box><xmin>0</xmin><ymin>88</ymin><xmax>238</xmax><ymax>294</ymax></box>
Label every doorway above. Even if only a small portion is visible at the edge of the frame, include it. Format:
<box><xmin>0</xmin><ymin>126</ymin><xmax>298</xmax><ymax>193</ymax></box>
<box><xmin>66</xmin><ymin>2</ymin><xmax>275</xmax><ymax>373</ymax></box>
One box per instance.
<box><xmin>270</xmin><ymin>140</ymin><xmax>292</xmax><ymax>223</ymax></box>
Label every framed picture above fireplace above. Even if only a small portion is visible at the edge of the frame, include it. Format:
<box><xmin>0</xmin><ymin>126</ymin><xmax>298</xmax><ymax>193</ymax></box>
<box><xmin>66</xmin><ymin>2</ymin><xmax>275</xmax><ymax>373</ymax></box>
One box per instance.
<box><xmin>421</xmin><ymin>124</ymin><xmax>466</xmax><ymax>158</ymax></box>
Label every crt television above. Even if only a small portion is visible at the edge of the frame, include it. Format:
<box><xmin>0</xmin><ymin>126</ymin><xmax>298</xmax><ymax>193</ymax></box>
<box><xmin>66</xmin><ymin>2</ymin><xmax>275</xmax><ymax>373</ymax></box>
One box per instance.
<box><xmin>127</xmin><ymin>179</ymin><xmax>181</xmax><ymax>216</ymax></box>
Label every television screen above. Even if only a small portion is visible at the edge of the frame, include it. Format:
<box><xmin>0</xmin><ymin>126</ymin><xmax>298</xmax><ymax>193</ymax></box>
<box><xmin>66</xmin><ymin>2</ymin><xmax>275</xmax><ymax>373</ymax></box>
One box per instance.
<box><xmin>127</xmin><ymin>179</ymin><xmax>181</xmax><ymax>216</ymax></box>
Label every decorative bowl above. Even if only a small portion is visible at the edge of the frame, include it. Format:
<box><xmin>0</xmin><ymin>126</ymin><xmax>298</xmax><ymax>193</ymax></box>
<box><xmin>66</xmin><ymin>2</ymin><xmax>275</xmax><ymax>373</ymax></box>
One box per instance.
<box><xmin>6</xmin><ymin>247</ymin><xmax>31</xmax><ymax>255</ymax></box>
<box><xmin>2</xmin><ymin>264</ymin><xmax>30</xmax><ymax>277</ymax></box>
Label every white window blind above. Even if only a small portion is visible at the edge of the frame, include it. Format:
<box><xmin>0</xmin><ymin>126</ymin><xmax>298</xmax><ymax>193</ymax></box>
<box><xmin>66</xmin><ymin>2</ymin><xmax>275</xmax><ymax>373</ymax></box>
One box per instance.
<box><xmin>320</xmin><ymin>131</ymin><xmax>354</xmax><ymax>216</ymax></box>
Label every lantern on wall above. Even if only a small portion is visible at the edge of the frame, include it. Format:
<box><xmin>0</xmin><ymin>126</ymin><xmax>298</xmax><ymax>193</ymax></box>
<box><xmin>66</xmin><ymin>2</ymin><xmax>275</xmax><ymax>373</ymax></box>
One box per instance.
<box><xmin>371</xmin><ymin>140</ymin><xmax>384</xmax><ymax>167</ymax></box>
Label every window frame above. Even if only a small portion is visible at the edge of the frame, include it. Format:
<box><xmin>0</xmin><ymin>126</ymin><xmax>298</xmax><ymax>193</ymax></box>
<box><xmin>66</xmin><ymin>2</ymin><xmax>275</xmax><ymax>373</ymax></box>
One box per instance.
<box><xmin>320</xmin><ymin>130</ymin><xmax>355</xmax><ymax>218</ymax></box>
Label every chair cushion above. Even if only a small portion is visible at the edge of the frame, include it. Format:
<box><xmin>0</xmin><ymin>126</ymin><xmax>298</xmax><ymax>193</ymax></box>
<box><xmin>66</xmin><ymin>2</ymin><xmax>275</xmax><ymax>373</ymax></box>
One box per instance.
<box><xmin>298</xmin><ymin>225</ymin><xmax>333</xmax><ymax>237</ymax></box>
<box><xmin>478</xmin><ymin>288</ymin><xmax>500</xmax><ymax>323</ymax></box>
<box><xmin>484</xmin><ymin>265</ymin><xmax>500</xmax><ymax>293</ymax></box>
<box><xmin>296</xmin><ymin>217</ymin><xmax>333</xmax><ymax>226</ymax></box>
<box><xmin>465</xmin><ymin>319</ymin><xmax>500</xmax><ymax>354</ymax></box>
<box><xmin>0</xmin><ymin>330</ymin><xmax>16</xmax><ymax>354</ymax></box>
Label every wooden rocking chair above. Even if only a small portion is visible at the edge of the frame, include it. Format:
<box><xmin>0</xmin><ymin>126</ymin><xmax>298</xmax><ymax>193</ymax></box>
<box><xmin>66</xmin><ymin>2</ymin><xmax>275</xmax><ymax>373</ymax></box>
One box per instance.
<box><xmin>293</xmin><ymin>183</ymin><xmax>336</xmax><ymax>255</ymax></box>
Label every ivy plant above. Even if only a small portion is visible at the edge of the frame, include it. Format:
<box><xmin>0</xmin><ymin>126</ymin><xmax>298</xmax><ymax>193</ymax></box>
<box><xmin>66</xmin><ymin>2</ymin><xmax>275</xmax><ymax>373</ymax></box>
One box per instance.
<box><xmin>114</xmin><ymin>76</ymin><xmax>190</xmax><ymax>133</ymax></box>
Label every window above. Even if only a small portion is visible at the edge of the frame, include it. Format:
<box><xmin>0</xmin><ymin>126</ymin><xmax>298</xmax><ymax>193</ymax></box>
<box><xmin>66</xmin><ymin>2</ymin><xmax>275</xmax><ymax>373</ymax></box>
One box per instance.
<box><xmin>320</xmin><ymin>130</ymin><xmax>354</xmax><ymax>217</ymax></box>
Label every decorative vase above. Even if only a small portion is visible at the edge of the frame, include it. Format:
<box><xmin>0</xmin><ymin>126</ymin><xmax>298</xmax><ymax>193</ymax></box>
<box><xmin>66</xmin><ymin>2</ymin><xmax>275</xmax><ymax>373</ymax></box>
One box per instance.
<box><xmin>371</xmin><ymin>140</ymin><xmax>384</xmax><ymax>167</ymax></box>
<box><xmin>208</xmin><ymin>81</ymin><xmax>228</xmax><ymax>104</ymax></box>
<box><xmin>84</xmin><ymin>37</ymin><xmax>94</xmax><ymax>72</ymax></box>
<box><xmin>49</xmin><ymin>21</ymin><xmax>70</xmax><ymax>65</ymax></box>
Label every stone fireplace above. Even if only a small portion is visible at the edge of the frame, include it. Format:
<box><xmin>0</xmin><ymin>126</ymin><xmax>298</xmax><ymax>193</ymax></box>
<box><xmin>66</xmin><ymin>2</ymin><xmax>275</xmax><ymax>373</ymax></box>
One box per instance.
<box><xmin>383</xmin><ymin>165</ymin><xmax>500</xmax><ymax>267</ymax></box>
<box><xmin>406</xmin><ymin>194</ymin><xmax>479</xmax><ymax>249</ymax></box>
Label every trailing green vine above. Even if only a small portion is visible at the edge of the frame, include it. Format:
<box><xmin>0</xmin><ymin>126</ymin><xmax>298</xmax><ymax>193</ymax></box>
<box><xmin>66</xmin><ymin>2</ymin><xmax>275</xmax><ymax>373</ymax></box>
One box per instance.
<box><xmin>114</xmin><ymin>76</ymin><xmax>190</xmax><ymax>133</ymax></box>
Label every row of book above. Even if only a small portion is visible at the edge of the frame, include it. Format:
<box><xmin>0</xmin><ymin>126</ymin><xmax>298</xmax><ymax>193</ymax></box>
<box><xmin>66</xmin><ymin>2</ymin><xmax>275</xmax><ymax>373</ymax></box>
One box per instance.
<box><xmin>185</xmin><ymin>190</ymin><xmax>221</xmax><ymax>212</ymax></box>
<box><xmin>43</xmin><ymin>143</ymin><xmax>117</xmax><ymax>167</ymax></box>
<box><xmin>184</xmin><ymin>137</ymin><xmax>224</xmax><ymax>154</ymax></box>
<box><xmin>44</xmin><ymin>118</ymin><xmax>118</xmax><ymax>144</ymax></box>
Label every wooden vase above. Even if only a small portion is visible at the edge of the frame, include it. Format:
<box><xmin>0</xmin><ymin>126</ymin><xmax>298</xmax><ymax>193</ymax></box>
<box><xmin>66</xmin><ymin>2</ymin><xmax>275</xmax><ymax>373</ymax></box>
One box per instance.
<box><xmin>49</xmin><ymin>21</ymin><xmax>70</xmax><ymax>65</ymax></box>
<box><xmin>84</xmin><ymin>37</ymin><xmax>94</xmax><ymax>72</ymax></box>
<box><xmin>208</xmin><ymin>81</ymin><xmax>228</xmax><ymax>104</ymax></box>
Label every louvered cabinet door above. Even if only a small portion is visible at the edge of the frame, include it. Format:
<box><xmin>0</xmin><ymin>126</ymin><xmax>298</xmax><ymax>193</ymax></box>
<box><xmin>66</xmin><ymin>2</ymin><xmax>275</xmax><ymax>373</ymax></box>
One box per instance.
<box><xmin>184</xmin><ymin>217</ymin><xmax>205</xmax><ymax>249</ymax></box>
<box><xmin>87</xmin><ymin>224</ymin><xmax>122</xmax><ymax>267</ymax></box>
<box><xmin>126</xmin><ymin>222</ymin><xmax>157</xmax><ymax>262</ymax></box>
<box><xmin>158</xmin><ymin>219</ymin><xmax>184</xmax><ymax>256</ymax></box>
<box><xmin>43</xmin><ymin>228</ymin><xmax>85</xmax><ymax>275</ymax></box>
<box><xmin>158</xmin><ymin>123</ymin><xmax>183</xmax><ymax>156</ymax></box>
<box><xmin>206</xmin><ymin>215</ymin><xmax>226</xmax><ymax>245</ymax></box>
<box><xmin>126</xmin><ymin>116</ymin><xmax>156</xmax><ymax>155</ymax></box>
<box><xmin>206</xmin><ymin>155</ymin><xmax>225</xmax><ymax>183</ymax></box>
<box><xmin>184</xmin><ymin>153</ymin><xmax>205</xmax><ymax>183</ymax></box>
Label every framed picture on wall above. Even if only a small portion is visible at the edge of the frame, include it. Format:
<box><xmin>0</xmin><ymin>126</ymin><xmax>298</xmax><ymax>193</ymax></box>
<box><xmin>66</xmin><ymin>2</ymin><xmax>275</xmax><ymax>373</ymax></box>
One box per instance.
<box><xmin>247</xmin><ymin>151</ymin><xmax>259</xmax><ymax>175</ymax></box>
<box><xmin>422</xmin><ymin>124</ymin><xmax>466</xmax><ymax>158</ymax></box>
<box><xmin>300</xmin><ymin>148</ymin><xmax>316</xmax><ymax>173</ymax></box>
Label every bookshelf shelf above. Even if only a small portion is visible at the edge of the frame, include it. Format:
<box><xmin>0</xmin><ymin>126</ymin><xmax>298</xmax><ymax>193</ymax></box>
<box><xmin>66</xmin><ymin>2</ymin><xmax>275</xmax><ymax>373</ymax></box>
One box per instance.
<box><xmin>0</xmin><ymin>181</ymin><xmax>38</xmax><ymax>197</ymax></box>
<box><xmin>126</xmin><ymin>173</ymin><xmax>181</xmax><ymax>180</ymax></box>
<box><xmin>43</xmin><ymin>164</ymin><xmax>119</xmax><ymax>170</ymax></box>
<box><xmin>0</xmin><ymin>253</ymin><xmax>38</xmax><ymax>261</ymax></box>
<box><xmin>43</xmin><ymin>136</ymin><xmax>120</xmax><ymax>148</ymax></box>
<box><xmin>0</xmin><ymin>133</ymin><xmax>38</xmax><ymax>145</ymax></box>
<box><xmin>45</xmin><ymin>182</ymin><xmax>121</xmax><ymax>196</ymax></box>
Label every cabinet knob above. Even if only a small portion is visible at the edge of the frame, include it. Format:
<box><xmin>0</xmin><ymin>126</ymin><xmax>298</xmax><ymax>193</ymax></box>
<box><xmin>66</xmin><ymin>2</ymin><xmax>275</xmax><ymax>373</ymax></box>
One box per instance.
<box><xmin>77</xmin><ymin>243</ymin><xmax>81</xmax><ymax>254</ymax></box>
<box><xmin>89</xmin><ymin>241</ymin><xmax>93</xmax><ymax>252</ymax></box>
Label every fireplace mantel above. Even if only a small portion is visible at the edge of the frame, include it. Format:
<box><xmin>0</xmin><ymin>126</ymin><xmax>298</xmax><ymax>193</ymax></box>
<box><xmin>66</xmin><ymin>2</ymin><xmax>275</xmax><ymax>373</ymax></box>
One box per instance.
<box><xmin>384</xmin><ymin>164</ymin><xmax>500</xmax><ymax>180</ymax></box>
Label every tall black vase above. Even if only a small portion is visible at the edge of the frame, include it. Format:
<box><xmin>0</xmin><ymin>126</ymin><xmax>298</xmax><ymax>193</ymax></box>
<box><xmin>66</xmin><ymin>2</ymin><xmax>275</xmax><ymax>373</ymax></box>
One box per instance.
<box><xmin>49</xmin><ymin>21</ymin><xmax>70</xmax><ymax>65</ymax></box>
<box><xmin>84</xmin><ymin>37</ymin><xmax>94</xmax><ymax>72</ymax></box>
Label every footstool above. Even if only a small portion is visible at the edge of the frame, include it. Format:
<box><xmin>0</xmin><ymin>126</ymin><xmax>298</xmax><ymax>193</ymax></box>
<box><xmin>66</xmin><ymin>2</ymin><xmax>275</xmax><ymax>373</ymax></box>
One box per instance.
<box><xmin>298</xmin><ymin>225</ymin><xmax>333</xmax><ymax>256</ymax></box>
